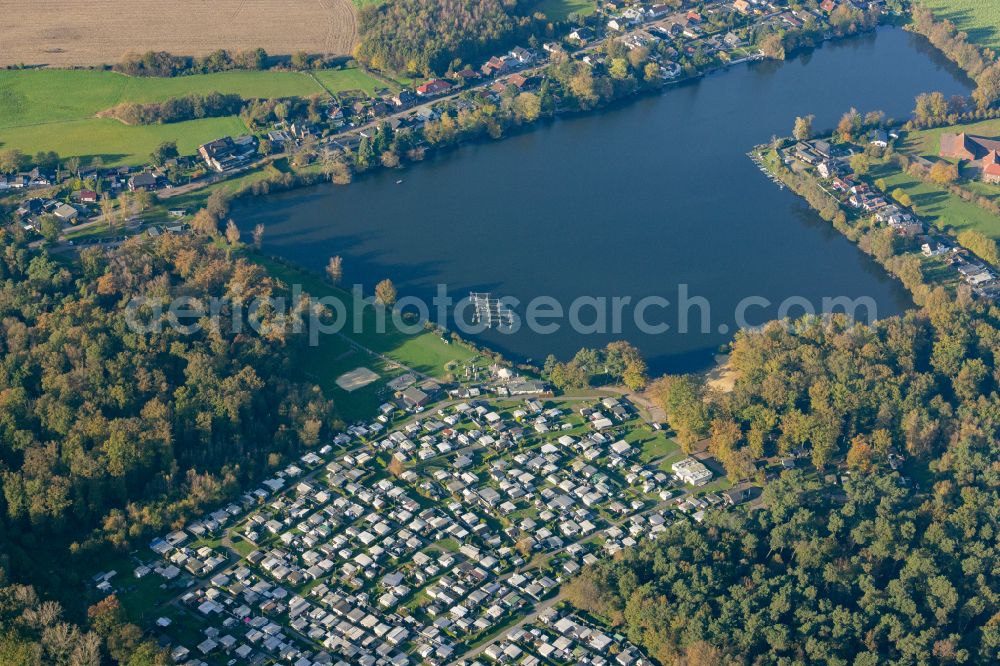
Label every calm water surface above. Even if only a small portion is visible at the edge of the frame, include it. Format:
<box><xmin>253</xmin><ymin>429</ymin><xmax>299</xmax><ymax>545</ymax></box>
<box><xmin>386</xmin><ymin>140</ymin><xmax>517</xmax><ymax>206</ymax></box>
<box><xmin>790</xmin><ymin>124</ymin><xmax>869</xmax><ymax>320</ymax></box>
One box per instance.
<box><xmin>236</xmin><ymin>27</ymin><xmax>971</xmax><ymax>373</ymax></box>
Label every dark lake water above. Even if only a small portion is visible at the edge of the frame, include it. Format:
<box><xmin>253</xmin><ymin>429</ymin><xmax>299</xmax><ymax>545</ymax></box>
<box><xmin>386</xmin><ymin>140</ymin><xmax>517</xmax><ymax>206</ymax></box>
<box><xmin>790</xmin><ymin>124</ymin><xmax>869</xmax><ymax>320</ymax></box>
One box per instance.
<box><xmin>236</xmin><ymin>27</ymin><xmax>972</xmax><ymax>374</ymax></box>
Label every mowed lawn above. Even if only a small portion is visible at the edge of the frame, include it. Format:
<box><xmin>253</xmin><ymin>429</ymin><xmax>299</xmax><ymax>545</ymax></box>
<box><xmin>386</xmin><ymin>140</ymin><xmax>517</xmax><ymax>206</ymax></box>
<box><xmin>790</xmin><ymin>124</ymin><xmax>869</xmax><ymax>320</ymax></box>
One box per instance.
<box><xmin>923</xmin><ymin>0</ymin><xmax>1000</xmax><ymax>51</ymax></box>
<box><xmin>535</xmin><ymin>0</ymin><xmax>597</xmax><ymax>21</ymax></box>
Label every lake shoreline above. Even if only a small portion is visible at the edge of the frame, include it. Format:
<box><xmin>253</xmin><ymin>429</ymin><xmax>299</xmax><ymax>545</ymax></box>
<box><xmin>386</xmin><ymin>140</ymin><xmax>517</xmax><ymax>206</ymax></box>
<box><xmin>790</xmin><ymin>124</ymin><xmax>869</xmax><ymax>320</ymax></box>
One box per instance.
<box><xmin>236</xmin><ymin>25</ymin><xmax>967</xmax><ymax>376</ymax></box>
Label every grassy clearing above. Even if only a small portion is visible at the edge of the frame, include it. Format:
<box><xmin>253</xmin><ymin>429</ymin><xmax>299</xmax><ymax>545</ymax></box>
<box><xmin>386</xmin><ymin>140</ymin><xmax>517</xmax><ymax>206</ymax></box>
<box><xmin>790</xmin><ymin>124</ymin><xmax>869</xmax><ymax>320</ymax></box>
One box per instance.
<box><xmin>922</xmin><ymin>0</ymin><xmax>1000</xmax><ymax>51</ymax></box>
<box><xmin>627</xmin><ymin>428</ymin><xmax>682</xmax><ymax>464</ymax></box>
<box><xmin>312</xmin><ymin>68</ymin><xmax>393</xmax><ymax>96</ymax></box>
<box><xmin>247</xmin><ymin>256</ymin><xmax>475</xmax><ymax>420</ymax></box>
<box><xmin>0</xmin><ymin>115</ymin><xmax>248</xmax><ymax>166</ymax></box>
<box><xmin>534</xmin><ymin>0</ymin><xmax>597</xmax><ymax>21</ymax></box>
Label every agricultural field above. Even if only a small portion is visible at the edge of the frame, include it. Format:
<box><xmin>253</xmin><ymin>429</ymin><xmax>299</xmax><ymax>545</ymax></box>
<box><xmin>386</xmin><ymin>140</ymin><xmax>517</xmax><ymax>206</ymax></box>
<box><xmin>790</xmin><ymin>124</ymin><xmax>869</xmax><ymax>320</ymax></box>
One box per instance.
<box><xmin>922</xmin><ymin>0</ymin><xmax>1000</xmax><ymax>51</ymax></box>
<box><xmin>0</xmin><ymin>0</ymin><xmax>357</xmax><ymax>67</ymax></box>
<box><xmin>534</xmin><ymin>0</ymin><xmax>598</xmax><ymax>22</ymax></box>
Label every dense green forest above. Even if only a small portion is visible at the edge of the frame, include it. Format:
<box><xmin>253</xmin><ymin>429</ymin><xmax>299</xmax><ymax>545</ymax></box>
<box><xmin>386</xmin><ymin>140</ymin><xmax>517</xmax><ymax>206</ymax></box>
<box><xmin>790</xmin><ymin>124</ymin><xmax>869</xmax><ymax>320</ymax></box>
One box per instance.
<box><xmin>567</xmin><ymin>307</ymin><xmax>1000</xmax><ymax>664</ymax></box>
<box><xmin>356</xmin><ymin>0</ymin><xmax>538</xmax><ymax>76</ymax></box>
<box><xmin>0</xmin><ymin>230</ymin><xmax>334</xmax><ymax>611</ymax></box>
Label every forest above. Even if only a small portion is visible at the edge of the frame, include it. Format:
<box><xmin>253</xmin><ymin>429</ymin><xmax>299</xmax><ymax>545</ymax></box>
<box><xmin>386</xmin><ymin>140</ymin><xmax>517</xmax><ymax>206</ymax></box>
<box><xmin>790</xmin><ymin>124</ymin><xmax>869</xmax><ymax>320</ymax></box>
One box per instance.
<box><xmin>566</xmin><ymin>304</ymin><xmax>1000</xmax><ymax>664</ymax></box>
<box><xmin>0</xmin><ymin>229</ymin><xmax>336</xmax><ymax>661</ymax></box>
<box><xmin>355</xmin><ymin>0</ymin><xmax>537</xmax><ymax>76</ymax></box>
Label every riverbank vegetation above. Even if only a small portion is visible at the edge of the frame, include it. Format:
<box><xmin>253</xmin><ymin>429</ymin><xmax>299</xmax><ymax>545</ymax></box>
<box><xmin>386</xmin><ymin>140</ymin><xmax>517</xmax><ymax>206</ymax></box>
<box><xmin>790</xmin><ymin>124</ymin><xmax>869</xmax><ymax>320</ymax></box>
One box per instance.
<box><xmin>910</xmin><ymin>4</ymin><xmax>1000</xmax><ymax>108</ymax></box>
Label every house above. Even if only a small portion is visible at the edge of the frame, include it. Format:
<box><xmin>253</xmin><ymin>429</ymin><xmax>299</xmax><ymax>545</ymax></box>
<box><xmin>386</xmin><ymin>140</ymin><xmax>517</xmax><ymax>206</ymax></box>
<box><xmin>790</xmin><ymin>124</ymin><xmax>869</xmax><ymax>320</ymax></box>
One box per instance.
<box><xmin>940</xmin><ymin>132</ymin><xmax>1000</xmax><ymax>161</ymax></box>
<box><xmin>392</xmin><ymin>90</ymin><xmax>417</xmax><ymax>108</ymax></box>
<box><xmin>568</xmin><ymin>27</ymin><xmax>595</xmax><ymax>44</ymax></box>
<box><xmin>648</xmin><ymin>4</ymin><xmax>670</xmax><ymax>19</ymax></box>
<box><xmin>733</xmin><ymin>0</ymin><xmax>752</xmax><ymax>14</ymax></box>
<box><xmin>869</xmin><ymin>129</ymin><xmax>889</xmax><ymax>147</ymax></box>
<box><xmin>508</xmin><ymin>46</ymin><xmax>534</xmax><ymax>65</ymax></box>
<box><xmin>481</xmin><ymin>56</ymin><xmax>512</xmax><ymax>77</ymax></box>
<box><xmin>983</xmin><ymin>151</ymin><xmax>1000</xmax><ymax>184</ymax></box>
<box><xmin>129</xmin><ymin>173</ymin><xmax>158</xmax><ymax>191</ymax></box>
<box><xmin>53</xmin><ymin>203</ymin><xmax>79</xmax><ymax>223</ymax></box>
<box><xmin>672</xmin><ymin>457</ymin><xmax>712</xmax><ymax>486</ymax></box>
<box><xmin>922</xmin><ymin>241</ymin><xmax>949</xmax><ymax>257</ymax></box>
<box><xmin>723</xmin><ymin>31</ymin><xmax>744</xmax><ymax>48</ymax></box>
<box><xmin>722</xmin><ymin>484</ymin><xmax>752</xmax><ymax>505</ymax></box>
<box><xmin>198</xmin><ymin>136</ymin><xmax>257</xmax><ymax>172</ymax></box>
<box><xmin>938</xmin><ymin>133</ymin><xmax>1000</xmax><ymax>183</ymax></box>
<box><xmin>401</xmin><ymin>387</ymin><xmax>430</xmax><ymax>409</ymax></box>
<box><xmin>507</xmin><ymin>73</ymin><xmax>529</xmax><ymax>90</ymax></box>
<box><xmin>820</xmin><ymin>0</ymin><xmax>837</xmax><ymax>13</ymax></box>
<box><xmin>78</xmin><ymin>189</ymin><xmax>98</xmax><ymax>203</ymax></box>
<box><xmin>416</xmin><ymin>79</ymin><xmax>452</xmax><ymax>97</ymax></box>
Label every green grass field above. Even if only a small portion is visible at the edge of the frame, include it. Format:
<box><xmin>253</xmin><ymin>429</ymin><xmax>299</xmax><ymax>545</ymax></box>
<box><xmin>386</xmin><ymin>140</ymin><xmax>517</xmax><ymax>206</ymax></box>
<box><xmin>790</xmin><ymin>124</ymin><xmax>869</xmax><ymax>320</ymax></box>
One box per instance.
<box><xmin>312</xmin><ymin>68</ymin><xmax>392</xmax><ymax>96</ymax></box>
<box><xmin>872</xmin><ymin>161</ymin><xmax>1000</xmax><ymax>238</ymax></box>
<box><xmin>922</xmin><ymin>0</ymin><xmax>1000</xmax><ymax>51</ymax></box>
<box><xmin>0</xmin><ymin>67</ymin><xmax>381</xmax><ymax>165</ymax></box>
<box><xmin>0</xmin><ymin>116</ymin><xmax>248</xmax><ymax>166</ymax></box>
<box><xmin>0</xmin><ymin>69</ymin><xmax>323</xmax><ymax>128</ymax></box>
<box><xmin>534</xmin><ymin>0</ymin><xmax>597</xmax><ymax>21</ymax></box>
<box><xmin>250</xmin><ymin>256</ymin><xmax>476</xmax><ymax>420</ymax></box>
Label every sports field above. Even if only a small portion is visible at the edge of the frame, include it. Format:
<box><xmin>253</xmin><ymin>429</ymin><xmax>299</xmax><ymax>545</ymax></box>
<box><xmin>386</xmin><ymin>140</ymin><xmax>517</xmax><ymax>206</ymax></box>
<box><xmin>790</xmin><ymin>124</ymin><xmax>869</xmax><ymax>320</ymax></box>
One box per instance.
<box><xmin>0</xmin><ymin>0</ymin><xmax>357</xmax><ymax>67</ymax></box>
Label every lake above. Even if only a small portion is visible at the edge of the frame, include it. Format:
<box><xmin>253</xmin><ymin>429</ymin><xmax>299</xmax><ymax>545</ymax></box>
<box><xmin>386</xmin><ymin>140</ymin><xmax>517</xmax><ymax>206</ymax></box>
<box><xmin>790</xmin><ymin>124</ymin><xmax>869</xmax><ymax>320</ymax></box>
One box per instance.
<box><xmin>236</xmin><ymin>27</ymin><xmax>972</xmax><ymax>374</ymax></box>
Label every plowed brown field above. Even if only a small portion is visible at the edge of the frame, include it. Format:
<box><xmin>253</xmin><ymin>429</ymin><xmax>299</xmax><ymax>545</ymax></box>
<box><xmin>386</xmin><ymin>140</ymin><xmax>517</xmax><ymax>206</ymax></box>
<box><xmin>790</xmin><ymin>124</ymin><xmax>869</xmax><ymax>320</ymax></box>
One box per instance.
<box><xmin>0</xmin><ymin>0</ymin><xmax>357</xmax><ymax>67</ymax></box>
